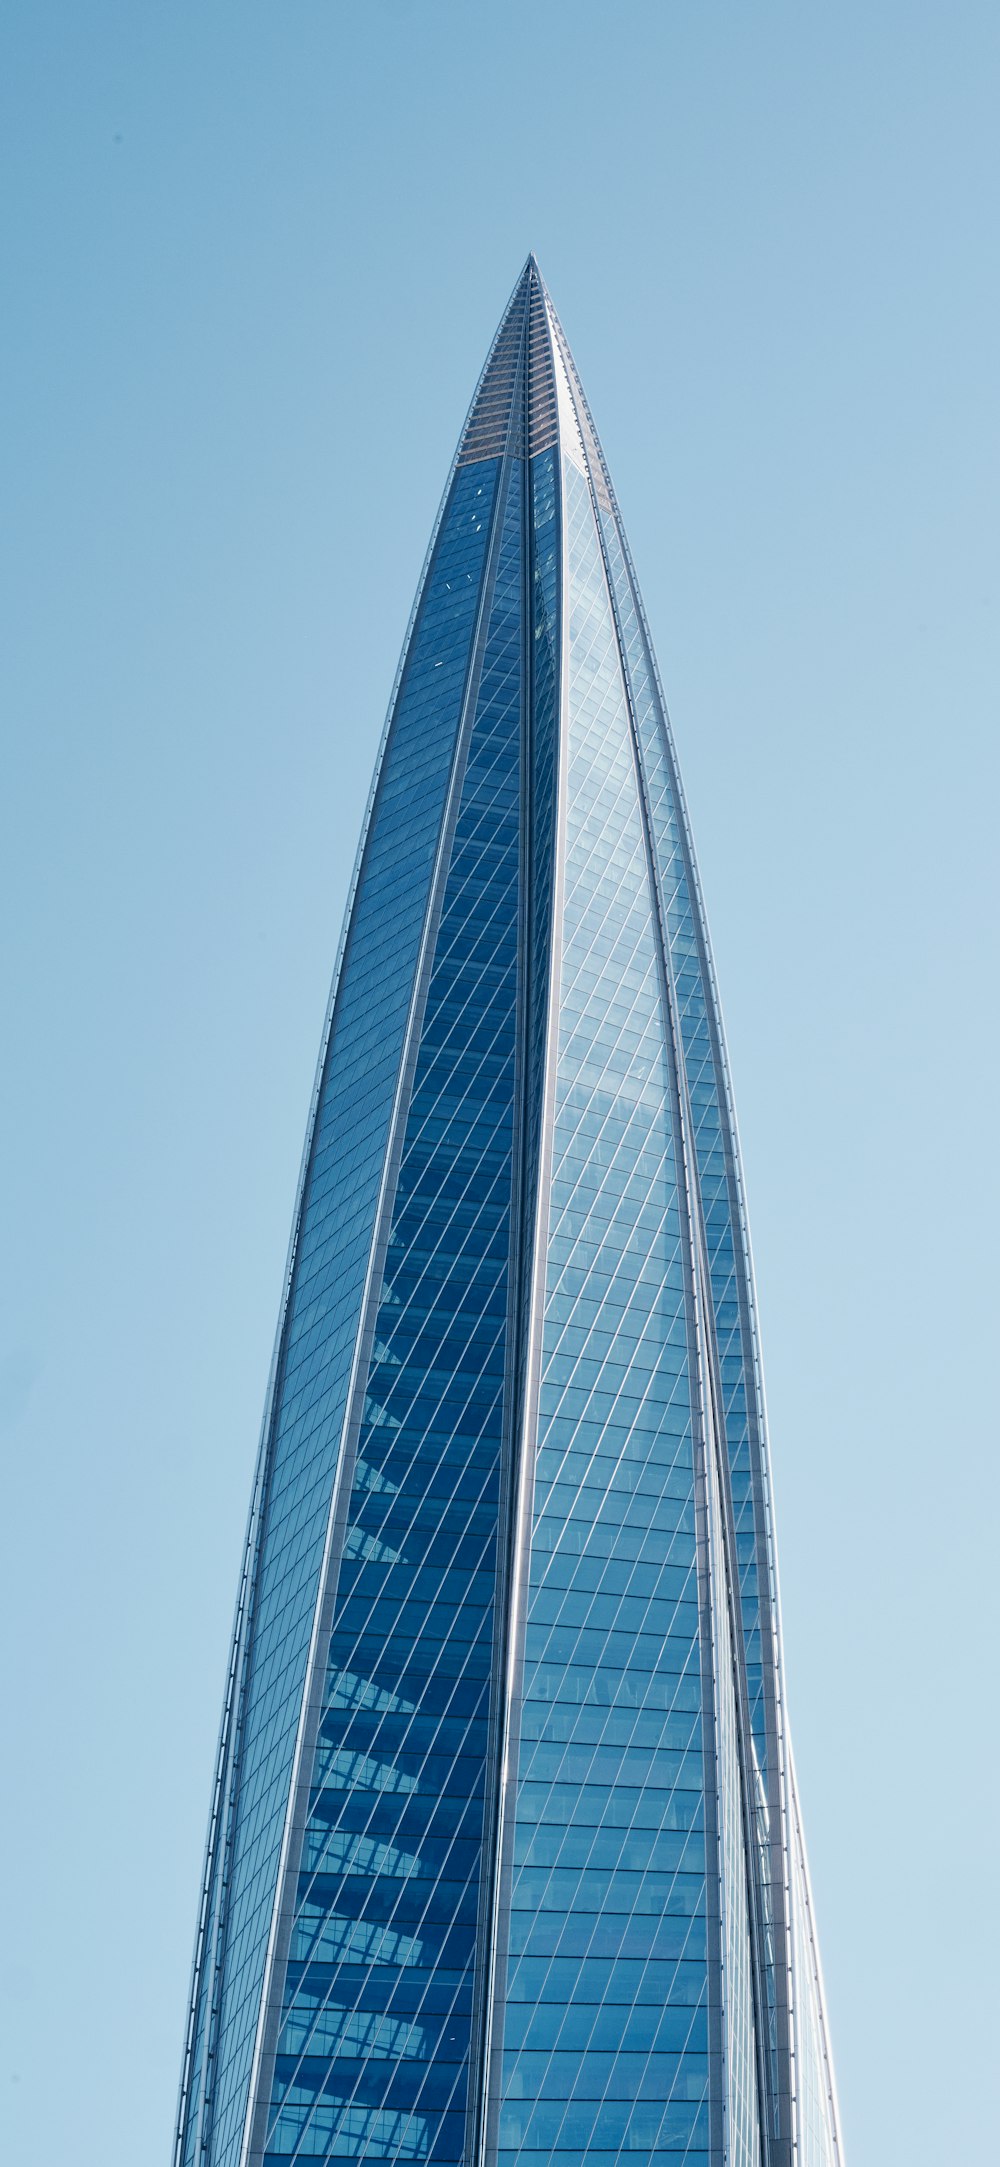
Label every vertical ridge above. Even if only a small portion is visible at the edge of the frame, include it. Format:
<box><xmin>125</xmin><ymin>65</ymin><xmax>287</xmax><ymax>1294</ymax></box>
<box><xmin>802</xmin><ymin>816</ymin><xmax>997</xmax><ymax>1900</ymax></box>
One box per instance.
<box><xmin>469</xmin><ymin>260</ymin><xmax>563</xmax><ymax>2167</ymax></box>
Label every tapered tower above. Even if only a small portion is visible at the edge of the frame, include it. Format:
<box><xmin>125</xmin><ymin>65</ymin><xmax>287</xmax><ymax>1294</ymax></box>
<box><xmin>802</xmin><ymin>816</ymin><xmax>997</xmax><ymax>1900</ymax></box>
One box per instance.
<box><xmin>175</xmin><ymin>260</ymin><xmax>842</xmax><ymax>2167</ymax></box>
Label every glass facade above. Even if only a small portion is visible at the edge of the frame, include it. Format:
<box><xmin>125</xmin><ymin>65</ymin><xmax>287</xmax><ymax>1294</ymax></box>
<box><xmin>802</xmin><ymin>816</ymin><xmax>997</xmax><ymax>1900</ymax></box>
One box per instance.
<box><xmin>175</xmin><ymin>261</ymin><xmax>843</xmax><ymax>2167</ymax></box>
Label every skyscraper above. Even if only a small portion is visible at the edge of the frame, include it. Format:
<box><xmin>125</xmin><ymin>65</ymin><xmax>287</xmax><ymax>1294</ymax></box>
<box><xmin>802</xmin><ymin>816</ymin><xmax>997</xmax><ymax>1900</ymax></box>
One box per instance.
<box><xmin>175</xmin><ymin>259</ymin><xmax>842</xmax><ymax>2167</ymax></box>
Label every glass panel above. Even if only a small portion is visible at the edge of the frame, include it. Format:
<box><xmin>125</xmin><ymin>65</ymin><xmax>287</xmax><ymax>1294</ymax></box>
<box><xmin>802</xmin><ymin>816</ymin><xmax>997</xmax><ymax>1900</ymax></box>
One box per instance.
<box><xmin>260</xmin><ymin>459</ymin><xmax>525</xmax><ymax>2165</ymax></box>
<box><xmin>185</xmin><ymin>457</ymin><xmax>502</xmax><ymax>2167</ymax></box>
<box><xmin>592</xmin><ymin>494</ymin><xmax>782</xmax><ymax>2138</ymax></box>
<box><xmin>497</xmin><ymin>454</ymin><xmax>713</xmax><ymax>2161</ymax></box>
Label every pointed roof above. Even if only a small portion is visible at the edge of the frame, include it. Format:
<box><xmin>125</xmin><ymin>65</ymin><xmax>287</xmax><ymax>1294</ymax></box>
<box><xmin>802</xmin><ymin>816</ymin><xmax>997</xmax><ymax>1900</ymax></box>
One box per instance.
<box><xmin>457</xmin><ymin>257</ymin><xmax>558</xmax><ymax>464</ymax></box>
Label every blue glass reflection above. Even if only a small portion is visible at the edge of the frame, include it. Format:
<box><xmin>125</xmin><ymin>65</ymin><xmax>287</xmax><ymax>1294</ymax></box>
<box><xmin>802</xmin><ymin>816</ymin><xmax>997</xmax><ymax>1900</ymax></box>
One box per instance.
<box><xmin>184</xmin><ymin>458</ymin><xmax>502</xmax><ymax>2167</ymax></box>
<box><xmin>261</xmin><ymin>459</ymin><xmax>525</xmax><ymax>2164</ymax></box>
<box><xmin>496</xmin><ymin>457</ymin><xmax>711</xmax><ymax>2162</ymax></box>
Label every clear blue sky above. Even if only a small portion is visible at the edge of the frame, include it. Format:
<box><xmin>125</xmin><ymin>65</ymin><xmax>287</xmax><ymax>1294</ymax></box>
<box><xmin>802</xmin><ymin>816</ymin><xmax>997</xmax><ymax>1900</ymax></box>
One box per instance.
<box><xmin>2</xmin><ymin>5</ymin><xmax>997</xmax><ymax>2162</ymax></box>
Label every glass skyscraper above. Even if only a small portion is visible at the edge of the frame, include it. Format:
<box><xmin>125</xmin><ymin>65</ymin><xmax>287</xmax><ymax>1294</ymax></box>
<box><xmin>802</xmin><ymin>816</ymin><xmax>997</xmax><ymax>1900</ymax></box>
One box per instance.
<box><xmin>175</xmin><ymin>259</ymin><xmax>842</xmax><ymax>2167</ymax></box>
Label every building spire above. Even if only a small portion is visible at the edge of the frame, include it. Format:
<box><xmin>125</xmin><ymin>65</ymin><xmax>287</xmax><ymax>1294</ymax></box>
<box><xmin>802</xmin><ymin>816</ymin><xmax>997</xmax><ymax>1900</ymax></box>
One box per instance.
<box><xmin>457</xmin><ymin>255</ymin><xmax>558</xmax><ymax>466</ymax></box>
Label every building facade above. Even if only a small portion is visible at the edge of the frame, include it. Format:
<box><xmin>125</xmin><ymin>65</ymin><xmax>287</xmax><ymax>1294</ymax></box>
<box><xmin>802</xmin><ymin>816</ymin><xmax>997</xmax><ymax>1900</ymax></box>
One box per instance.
<box><xmin>175</xmin><ymin>260</ymin><xmax>843</xmax><ymax>2167</ymax></box>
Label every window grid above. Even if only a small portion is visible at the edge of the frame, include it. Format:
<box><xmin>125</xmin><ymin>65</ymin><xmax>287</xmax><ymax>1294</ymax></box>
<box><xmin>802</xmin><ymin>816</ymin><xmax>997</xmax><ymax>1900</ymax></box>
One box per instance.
<box><xmin>496</xmin><ymin>459</ymin><xmax>712</xmax><ymax>2166</ymax></box>
<box><xmin>262</xmin><ymin>460</ymin><xmax>525</xmax><ymax>2164</ymax></box>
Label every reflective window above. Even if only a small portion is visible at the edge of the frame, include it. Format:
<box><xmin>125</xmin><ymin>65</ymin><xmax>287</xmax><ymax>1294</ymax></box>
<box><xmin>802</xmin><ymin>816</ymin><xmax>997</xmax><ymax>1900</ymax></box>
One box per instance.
<box><xmin>184</xmin><ymin>456</ymin><xmax>502</xmax><ymax>2167</ymax></box>
<box><xmin>496</xmin><ymin>451</ymin><xmax>712</xmax><ymax>2163</ymax></box>
<box><xmin>261</xmin><ymin>458</ymin><xmax>525</xmax><ymax>2164</ymax></box>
